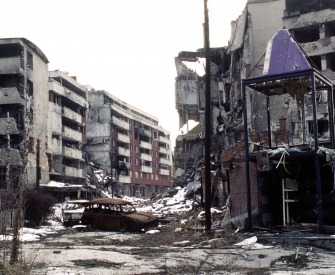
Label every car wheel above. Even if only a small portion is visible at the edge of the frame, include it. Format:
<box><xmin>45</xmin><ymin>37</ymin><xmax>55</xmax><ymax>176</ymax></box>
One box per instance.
<box><xmin>125</xmin><ymin>220</ymin><xmax>141</xmax><ymax>232</ymax></box>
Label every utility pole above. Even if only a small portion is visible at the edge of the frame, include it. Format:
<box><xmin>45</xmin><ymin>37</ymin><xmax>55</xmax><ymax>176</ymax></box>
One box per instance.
<box><xmin>204</xmin><ymin>0</ymin><xmax>212</xmax><ymax>232</ymax></box>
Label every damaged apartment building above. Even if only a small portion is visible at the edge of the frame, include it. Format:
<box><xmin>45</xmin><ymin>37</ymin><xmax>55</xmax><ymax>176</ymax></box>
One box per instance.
<box><xmin>0</xmin><ymin>37</ymin><xmax>172</xmax><ymax>206</ymax></box>
<box><xmin>44</xmin><ymin>70</ymin><xmax>92</xmax><ymax>199</ymax></box>
<box><xmin>86</xmin><ymin>90</ymin><xmax>172</xmax><ymax>198</ymax></box>
<box><xmin>175</xmin><ymin>0</ymin><xmax>335</xmax><ymax>231</ymax></box>
<box><xmin>0</xmin><ymin>37</ymin><xmax>93</xmax><ymax>205</ymax></box>
<box><xmin>0</xmin><ymin>38</ymin><xmax>50</xmax><ymax>190</ymax></box>
<box><xmin>0</xmin><ymin>38</ymin><xmax>50</xmax><ymax>228</ymax></box>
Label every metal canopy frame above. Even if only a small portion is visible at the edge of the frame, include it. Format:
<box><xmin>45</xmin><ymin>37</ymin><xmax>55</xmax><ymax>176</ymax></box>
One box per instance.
<box><xmin>242</xmin><ymin>68</ymin><xmax>334</xmax><ymax>232</ymax></box>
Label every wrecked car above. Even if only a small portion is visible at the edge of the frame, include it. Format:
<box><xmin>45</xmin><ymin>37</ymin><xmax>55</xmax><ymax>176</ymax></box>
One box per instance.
<box><xmin>62</xmin><ymin>199</ymin><xmax>88</xmax><ymax>226</ymax></box>
<box><xmin>81</xmin><ymin>198</ymin><xmax>158</xmax><ymax>232</ymax></box>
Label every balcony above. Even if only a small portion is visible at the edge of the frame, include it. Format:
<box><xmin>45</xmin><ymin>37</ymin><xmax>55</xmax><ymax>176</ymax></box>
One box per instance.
<box><xmin>0</xmin><ymin>148</ymin><xmax>22</xmax><ymax>166</ymax></box>
<box><xmin>112</xmin><ymin>116</ymin><xmax>129</xmax><ymax>130</ymax></box>
<box><xmin>119</xmin><ymin>174</ymin><xmax>131</xmax><ymax>183</ymax></box>
<box><xmin>63</xmin><ymin>146</ymin><xmax>82</xmax><ymax>160</ymax></box>
<box><xmin>63</xmin><ymin>126</ymin><xmax>82</xmax><ymax>141</ymax></box>
<box><xmin>140</xmin><ymin>141</ymin><xmax>152</xmax><ymax>150</ymax></box>
<box><xmin>0</xmin><ymin>118</ymin><xmax>21</xmax><ymax>134</ymax></box>
<box><xmin>0</xmin><ymin>88</ymin><xmax>25</xmax><ymax>105</ymax></box>
<box><xmin>63</xmin><ymin>166</ymin><xmax>83</xmax><ymax>177</ymax></box>
<box><xmin>159</xmin><ymin>168</ymin><xmax>170</xmax><ymax>175</ymax></box>
<box><xmin>159</xmin><ymin>158</ymin><xmax>171</xmax><ymax>165</ymax></box>
<box><xmin>158</xmin><ymin>135</ymin><xmax>170</xmax><ymax>144</ymax></box>
<box><xmin>63</xmin><ymin>107</ymin><xmax>82</xmax><ymax>124</ymax></box>
<box><xmin>159</xmin><ymin>146</ymin><xmax>169</xmax><ymax>155</ymax></box>
<box><xmin>300</xmin><ymin>36</ymin><xmax>335</xmax><ymax>57</ymax></box>
<box><xmin>0</xmin><ymin>56</ymin><xmax>23</xmax><ymax>75</ymax></box>
<box><xmin>141</xmin><ymin>166</ymin><xmax>152</xmax><ymax>173</ymax></box>
<box><xmin>118</xmin><ymin>147</ymin><xmax>130</xmax><ymax>157</ymax></box>
<box><xmin>48</xmin><ymin>81</ymin><xmax>87</xmax><ymax>108</ymax></box>
<box><xmin>50</xmin><ymin>138</ymin><xmax>62</xmax><ymax>155</ymax></box>
<box><xmin>118</xmin><ymin>161</ymin><xmax>130</xmax><ymax>170</ymax></box>
<box><xmin>117</xmin><ymin>133</ymin><xmax>130</xmax><ymax>144</ymax></box>
<box><xmin>140</xmin><ymin>153</ymin><xmax>152</xmax><ymax>162</ymax></box>
<box><xmin>139</xmin><ymin>128</ymin><xmax>151</xmax><ymax>137</ymax></box>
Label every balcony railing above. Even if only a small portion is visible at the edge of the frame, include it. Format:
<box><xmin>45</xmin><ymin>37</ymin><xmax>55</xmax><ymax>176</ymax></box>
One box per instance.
<box><xmin>112</xmin><ymin>116</ymin><xmax>129</xmax><ymax>130</ymax></box>
<box><xmin>0</xmin><ymin>56</ymin><xmax>22</xmax><ymax>75</ymax></box>
<box><xmin>118</xmin><ymin>147</ymin><xmax>130</xmax><ymax>157</ymax></box>
<box><xmin>158</xmin><ymin>135</ymin><xmax>170</xmax><ymax>144</ymax></box>
<box><xmin>48</xmin><ymin>81</ymin><xmax>87</xmax><ymax>108</ymax></box>
<box><xmin>63</xmin><ymin>146</ymin><xmax>82</xmax><ymax>159</ymax></box>
<box><xmin>139</xmin><ymin>141</ymin><xmax>152</xmax><ymax>150</ymax></box>
<box><xmin>140</xmin><ymin>153</ymin><xmax>152</xmax><ymax>162</ymax></box>
<box><xmin>141</xmin><ymin>166</ymin><xmax>152</xmax><ymax>173</ymax></box>
<box><xmin>159</xmin><ymin>168</ymin><xmax>170</xmax><ymax>175</ymax></box>
<box><xmin>117</xmin><ymin>133</ymin><xmax>130</xmax><ymax>143</ymax></box>
<box><xmin>119</xmin><ymin>175</ymin><xmax>131</xmax><ymax>183</ymax></box>
<box><xmin>0</xmin><ymin>88</ymin><xmax>25</xmax><ymax>105</ymax></box>
<box><xmin>159</xmin><ymin>158</ymin><xmax>171</xmax><ymax>165</ymax></box>
<box><xmin>158</xmin><ymin>146</ymin><xmax>169</xmax><ymax>154</ymax></box>
<box><xmin>63</xmin><ymin>166</ymin><xmax>83</xmax><ymax>177</ymax></box>
<box><xmin>300</xmin><ymin>36</ymin><xmax>335</xmax><ymax>57</ymax></box>
<box><xmin>63</xmin><ymin>126</ymin><xmax>82</xmax><ymax>141</ymax></box>
<box><xmin>0</xmin><ymin>118</ymin><xmax>20</xmax><ymax>135</ymax></box>
<box><xmin>63</xmin><ymin>107</ymin><xmax>82</xmax><ymax>124</ymax></box>
<box><xmin>0</xmin><ymin>149</ymin><xmax>22</xmax><ymax>166</ymax></box>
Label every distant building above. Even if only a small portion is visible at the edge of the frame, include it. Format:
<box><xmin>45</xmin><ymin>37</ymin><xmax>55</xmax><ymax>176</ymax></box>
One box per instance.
<box><xmin>86</xmin><ymin>90</ymin><xmax>172</xmax><ymax>197</ymax></box>
<box><xmin>0</xmin><ymin>38</ymin><xmax>50</xmax><ymax>189</ymax></box>
<box><xmin>47</xmin><ymin>71</ymin><xmax>88</xmax><ymax>186</ymax></box>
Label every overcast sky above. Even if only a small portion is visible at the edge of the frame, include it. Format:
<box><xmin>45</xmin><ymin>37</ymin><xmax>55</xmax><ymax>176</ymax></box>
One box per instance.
<box><xmin>1</xmin><ymin>0</ymin><xmax>247</xmax><ymax>147</ymax></box>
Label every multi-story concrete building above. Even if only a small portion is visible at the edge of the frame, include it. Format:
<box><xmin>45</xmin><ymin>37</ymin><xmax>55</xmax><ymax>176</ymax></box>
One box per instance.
<box><xmin>86</xmin><ymin>90</ymin><xmax>172</xmax><ymax>197</ymax></box>
<box><xmin>0</xmin><ymin>38</ymin><xmax>50</xmax><ymax>189</ymax></box>
<box><xmin>284</xmin><ymin>0</ymin><xmax>335</xmax><ymax>82</ymax></box>
<box><xmin>47</xmin><ymin>71</ymin><xmax>88</xmax><ymax>186</ymax></box>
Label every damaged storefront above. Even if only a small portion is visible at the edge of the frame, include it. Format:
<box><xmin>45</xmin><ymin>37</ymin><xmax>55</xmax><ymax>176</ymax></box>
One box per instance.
<box><xmin>241</xmin><ymin>29</ymin><xmax>335</xmax><ymax>232</ymax></box>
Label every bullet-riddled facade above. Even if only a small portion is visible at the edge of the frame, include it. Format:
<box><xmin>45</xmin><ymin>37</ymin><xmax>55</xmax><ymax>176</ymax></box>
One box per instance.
<box><xmin>47</xmin><ymin>71</ymin><xmax>88</xmax><ymax>186</ymax></box>
<box><xmin>86</xmin><ymin>90</ymin><xmax>172</xmax><ymax>197</ymax></box>
<box><xmin>174</xmin><ymin>0</ymin><xmax>335</xmax><ymax>229</ymax></box>
<box><xmin>0</xmin><ymin>38</ymin><xmax>50</xmax><ymax>190</ymax></box>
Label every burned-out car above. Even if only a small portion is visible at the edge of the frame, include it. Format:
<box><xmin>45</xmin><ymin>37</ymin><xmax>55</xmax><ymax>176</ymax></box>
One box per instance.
<box><xmin>81</xmin><ymin>198</ymin><xmax>158</xmax><ymax>232</ymax></box>
<box><xmin>62</xmin><ymin>199</ymin><xmax>88</xmax><ymax>226</ymax></box>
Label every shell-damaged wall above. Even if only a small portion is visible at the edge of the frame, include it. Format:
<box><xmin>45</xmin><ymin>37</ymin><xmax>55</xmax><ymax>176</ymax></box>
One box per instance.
<box><xmin>174</xmin><ymin>49</ymin><xmax>229</xmax><ymax>172</ymax></box>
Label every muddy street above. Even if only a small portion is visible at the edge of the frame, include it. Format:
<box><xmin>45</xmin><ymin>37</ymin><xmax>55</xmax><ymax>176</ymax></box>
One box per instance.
<box><xmin>19</xmin><ymin>224</ymin><xmax>335</xmax><ymax>275</ymax></box>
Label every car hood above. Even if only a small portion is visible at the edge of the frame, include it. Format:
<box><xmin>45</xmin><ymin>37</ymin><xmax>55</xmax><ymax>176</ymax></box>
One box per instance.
<box><xmin>125</xmin><ymin>212</ymin><xmax>158</xmax><ymax>224</ymax></box>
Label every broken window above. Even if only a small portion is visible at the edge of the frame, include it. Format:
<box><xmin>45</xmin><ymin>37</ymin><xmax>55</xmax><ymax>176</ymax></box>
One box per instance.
<box><xmin>307</xmin><ymin>119</ymin><xmax>329</xmax><ymax>137</ymax></box>
<box><xmin>0</xmin><ymin>105</ymin><xmax>24</xmax><ymax>130</ymax></box>
<box><xmin>27</xmin><ymin>51</ymin><xmax>33</xmax><ymax>69</ymax></box>
<box><xmin>28</xmin><ymin>137</ymin><xmax>35</xmax><ymax>152</ymax></box>
<box><xmin>27</xmin><ymin>80</ymin><xmax>33</xmax><ymax>97</ymax></box>
<box><xmin>326</xmin><ymin>52</ymin><xmax>335</xmax><ymax>71</ymax></box>
<box><xmin>292</xmin><ymin>26</ymin><xmax>320</xmax><ymax>43</ymax></box>
<box><xmin>0</xmin><ymin>167</ymin><xmax>6</xmax><ymax>189</ymax></box>
<box><xmin>309</xmin><ymin>55</ymin><xmax>322</xmax><ymax>70</ymax></box>
<box><xmin>285</xmin><ymin>0</ymin><xmax>335</xmax><ymax>14</ymax></box>
<box><xmin>325</xmin><ymin>21</ymin><xmax>335</xmax><ymax>37</ymax></box>
<box><xmin>0</xmin><ymin>75</ymin><xmax>20</xmax><ymax>88</ymax></box>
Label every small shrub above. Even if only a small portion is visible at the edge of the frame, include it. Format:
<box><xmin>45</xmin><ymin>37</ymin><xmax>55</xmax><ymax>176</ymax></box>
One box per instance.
<box><xmin>24</xmin><ymin>189</ymin><xmax>57</xmax><ymax>227</ymax></box>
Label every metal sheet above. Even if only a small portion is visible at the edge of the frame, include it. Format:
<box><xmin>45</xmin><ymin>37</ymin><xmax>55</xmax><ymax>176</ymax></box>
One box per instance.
<box><xmin>263</xmin><ymin>29</ymin><xmax>312</xmax><ymax>75</ymax></box>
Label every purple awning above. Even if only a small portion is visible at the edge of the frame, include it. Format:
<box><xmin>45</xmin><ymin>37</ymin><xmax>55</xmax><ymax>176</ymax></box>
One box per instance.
<box><xmin>263</xmin><ymin>29</ymin><xmax>312</xmax><ymax>75</ymax></box>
